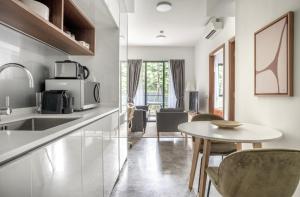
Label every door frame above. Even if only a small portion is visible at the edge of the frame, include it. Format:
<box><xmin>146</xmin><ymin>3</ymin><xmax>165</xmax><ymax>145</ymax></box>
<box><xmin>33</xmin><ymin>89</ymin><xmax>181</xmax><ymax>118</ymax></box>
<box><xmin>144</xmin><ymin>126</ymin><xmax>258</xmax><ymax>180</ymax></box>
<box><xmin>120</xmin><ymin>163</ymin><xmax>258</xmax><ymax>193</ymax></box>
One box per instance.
<box><xmin>228</xmin><ymin>37</ymin><xmax>235</xmax><ymax>121</ymax></box>
<box><xmin>209</xmin><ymin>44</ymin><xmax>225</xmax><ymax>117</ymax></box>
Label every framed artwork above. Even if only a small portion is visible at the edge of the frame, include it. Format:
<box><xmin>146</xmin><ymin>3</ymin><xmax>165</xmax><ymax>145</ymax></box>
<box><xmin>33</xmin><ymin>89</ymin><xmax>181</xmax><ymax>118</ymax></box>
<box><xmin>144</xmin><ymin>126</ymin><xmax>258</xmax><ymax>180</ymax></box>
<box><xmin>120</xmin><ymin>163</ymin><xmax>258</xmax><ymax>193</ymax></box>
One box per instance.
<box><xmin>254</xmin><ymin>12</ymin><xmax>294</xmax><ymax>96</ymax></box>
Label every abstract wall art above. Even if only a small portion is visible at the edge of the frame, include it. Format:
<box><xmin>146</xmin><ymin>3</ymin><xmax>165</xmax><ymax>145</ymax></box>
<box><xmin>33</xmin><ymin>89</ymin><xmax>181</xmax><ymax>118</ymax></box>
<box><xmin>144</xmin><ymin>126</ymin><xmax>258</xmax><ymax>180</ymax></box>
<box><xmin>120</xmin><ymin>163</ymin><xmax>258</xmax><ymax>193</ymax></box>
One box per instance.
<box><xmin>254</xmin><ymin>12</ymin><xmax>294</xmax><ymax>96</ymax></box>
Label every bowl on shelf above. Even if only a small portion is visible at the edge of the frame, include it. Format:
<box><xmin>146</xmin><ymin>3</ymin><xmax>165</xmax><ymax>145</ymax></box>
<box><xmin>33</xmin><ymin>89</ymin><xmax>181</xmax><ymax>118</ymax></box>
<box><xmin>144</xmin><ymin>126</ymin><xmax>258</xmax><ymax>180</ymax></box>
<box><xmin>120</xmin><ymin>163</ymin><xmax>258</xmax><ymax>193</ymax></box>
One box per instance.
<box><xmin>78</xmin><ymin>41</ymin><xmax>90</xmax><ymax>50</ymax></box>
<box><xmin>211</xmin><ymin>120</ymin><xmax>242</xmax><ymax>129</ymax></box>
<box><xmin>21</xmin><ymin>0</ymin><xmax>50</xmax><ymax>21</ymax></box>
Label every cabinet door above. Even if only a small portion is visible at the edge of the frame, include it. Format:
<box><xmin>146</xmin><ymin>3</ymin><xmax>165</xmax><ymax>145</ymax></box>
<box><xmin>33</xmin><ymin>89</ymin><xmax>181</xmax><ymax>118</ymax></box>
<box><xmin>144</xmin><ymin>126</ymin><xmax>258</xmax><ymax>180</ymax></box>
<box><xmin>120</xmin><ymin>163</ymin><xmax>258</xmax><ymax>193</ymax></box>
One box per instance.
<box><xmin>102</xmin><ymin>112</ymin><xmax>119</xmax><ymax>197</ymax></box>
<box><xmin>31</xmin><ymin>129</ymin><xmax>83</xmax><ymax>197</ymax></box>
<box><xmin>0</xmin><ymin>154</ymin><xmax>32</xmax><ymax>197</ymax></box>
<box><xmin>82</xmin><ymin>119</ymin><xmax>103</xmax><ymax>197</ymax></box>
<box><xmin>119</xmin><ymin>117</ymin><xmax>128</xmax><ymax>169</ymax></box>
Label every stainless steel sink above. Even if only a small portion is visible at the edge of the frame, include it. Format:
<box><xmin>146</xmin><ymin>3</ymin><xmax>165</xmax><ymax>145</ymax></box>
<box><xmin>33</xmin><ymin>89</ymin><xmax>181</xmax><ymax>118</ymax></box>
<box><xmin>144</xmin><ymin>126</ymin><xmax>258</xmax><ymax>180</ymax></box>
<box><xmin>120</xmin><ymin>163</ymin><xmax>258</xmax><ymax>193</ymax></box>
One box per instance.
<box><xmin>0</xmin><ymin>118</ymin><xmax>79</xmax><ymax>131</ymax></box>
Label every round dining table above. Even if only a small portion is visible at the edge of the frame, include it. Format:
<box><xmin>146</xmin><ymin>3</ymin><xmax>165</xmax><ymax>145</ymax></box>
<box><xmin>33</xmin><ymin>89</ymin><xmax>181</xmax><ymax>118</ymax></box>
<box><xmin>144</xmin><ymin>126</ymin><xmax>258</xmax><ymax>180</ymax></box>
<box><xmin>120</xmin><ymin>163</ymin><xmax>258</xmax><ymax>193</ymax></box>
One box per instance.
<box><xmin>178</xmin><ymin>121</ymin><xmax>282</xmax><ymax>197</ymax></box>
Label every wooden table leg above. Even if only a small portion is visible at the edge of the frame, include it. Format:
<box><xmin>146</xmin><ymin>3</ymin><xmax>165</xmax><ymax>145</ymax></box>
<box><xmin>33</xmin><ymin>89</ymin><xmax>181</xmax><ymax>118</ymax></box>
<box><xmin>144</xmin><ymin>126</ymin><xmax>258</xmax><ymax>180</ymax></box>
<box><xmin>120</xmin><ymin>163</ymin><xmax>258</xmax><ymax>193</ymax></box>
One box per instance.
<box><xmin>198</xmin><ymin>139</ymin><xmax>211</xmax><ymax>197</ymax></box>
<box><xmin>252</xmin><ymin>142</ymin><xmax>262</xmax><ymax>148</ymax></box>
<box><xmin>188</xmin><ymin>138</ymin><xmax>201</xmax><ymax>191</ymax></box>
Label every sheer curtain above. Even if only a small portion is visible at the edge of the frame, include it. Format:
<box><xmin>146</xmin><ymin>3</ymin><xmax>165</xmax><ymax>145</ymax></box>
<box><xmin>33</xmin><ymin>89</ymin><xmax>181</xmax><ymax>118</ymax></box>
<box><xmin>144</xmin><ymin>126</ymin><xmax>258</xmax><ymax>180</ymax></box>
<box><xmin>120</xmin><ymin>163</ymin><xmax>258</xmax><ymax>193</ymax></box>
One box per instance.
<box><xmin>134</xmin><ymin>79</ymin><xmax>145</xmax><ymax>105</ymax></box>
<box><xmin>168</xmin><ymin>64</ymin><xmax>176</xmax><ymax>108</ymax></box>
<box><xmin>134</xmin><ymin>63</ymin><xmax>145</xmax><ymax>105</ymax></box>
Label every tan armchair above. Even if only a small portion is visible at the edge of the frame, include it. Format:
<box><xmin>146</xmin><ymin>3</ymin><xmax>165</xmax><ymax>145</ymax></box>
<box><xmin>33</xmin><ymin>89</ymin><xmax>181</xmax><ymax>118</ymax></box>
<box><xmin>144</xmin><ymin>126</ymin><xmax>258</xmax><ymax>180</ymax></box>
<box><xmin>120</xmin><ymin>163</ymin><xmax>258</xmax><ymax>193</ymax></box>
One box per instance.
<box><xmin>127</xmin><ymin>103</ymin><xmax>135</xmax><ymax>132</ymax></box>
<box><xmin>207</xmin><ymin>149</ymin><xmax>300</xmax><ymax>197</ymax></box>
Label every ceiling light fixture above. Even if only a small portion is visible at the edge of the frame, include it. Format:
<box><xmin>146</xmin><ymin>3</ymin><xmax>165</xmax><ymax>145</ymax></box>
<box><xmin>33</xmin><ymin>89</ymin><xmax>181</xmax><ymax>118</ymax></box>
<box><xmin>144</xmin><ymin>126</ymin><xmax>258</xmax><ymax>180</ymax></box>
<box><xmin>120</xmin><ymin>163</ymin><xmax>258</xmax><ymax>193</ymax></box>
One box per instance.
<box><xmin>156</xmin><ymin>1</ymin><xmax>172</xmax><ymax>12</ymax></box>
<box><xmin>156</xmin><ymin>30</ymin><xmax>167</xmax><ymax>39</ymax></box>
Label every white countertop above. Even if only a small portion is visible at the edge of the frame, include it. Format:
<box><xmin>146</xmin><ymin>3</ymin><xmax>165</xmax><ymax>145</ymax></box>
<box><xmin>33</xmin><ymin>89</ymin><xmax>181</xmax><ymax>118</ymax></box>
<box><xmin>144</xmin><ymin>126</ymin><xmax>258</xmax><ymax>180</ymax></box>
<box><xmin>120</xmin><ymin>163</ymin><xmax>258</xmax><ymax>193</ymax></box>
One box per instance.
<box><xmin>0</xmin><ymin>106</ymin><xmax>119</xmax><ymax>165</ymax></box>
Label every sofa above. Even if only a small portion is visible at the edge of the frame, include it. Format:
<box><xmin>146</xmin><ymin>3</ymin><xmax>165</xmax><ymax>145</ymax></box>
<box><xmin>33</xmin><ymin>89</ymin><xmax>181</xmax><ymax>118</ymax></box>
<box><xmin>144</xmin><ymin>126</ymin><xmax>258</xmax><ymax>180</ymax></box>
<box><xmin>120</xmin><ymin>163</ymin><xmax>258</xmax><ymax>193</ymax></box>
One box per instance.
<box><xmin>156</xmin><ymin>108</ymin><xmax>188</xmax><ymax>137</ymax></box>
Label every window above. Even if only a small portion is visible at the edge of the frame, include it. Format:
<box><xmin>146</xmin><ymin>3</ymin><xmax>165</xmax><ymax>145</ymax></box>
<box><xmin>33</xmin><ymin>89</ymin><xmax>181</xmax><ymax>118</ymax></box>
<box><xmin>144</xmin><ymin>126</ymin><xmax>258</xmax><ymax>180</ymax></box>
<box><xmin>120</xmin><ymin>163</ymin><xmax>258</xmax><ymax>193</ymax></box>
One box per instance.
<box><xmin>133</xmin><ymin>61</ymin><xmax>170</xmax><ymax>121</ymax></box>
<box><xmin>144</xmin><ymin>61</ymin><xmax>169</xmax><ymax>108</ymax></box>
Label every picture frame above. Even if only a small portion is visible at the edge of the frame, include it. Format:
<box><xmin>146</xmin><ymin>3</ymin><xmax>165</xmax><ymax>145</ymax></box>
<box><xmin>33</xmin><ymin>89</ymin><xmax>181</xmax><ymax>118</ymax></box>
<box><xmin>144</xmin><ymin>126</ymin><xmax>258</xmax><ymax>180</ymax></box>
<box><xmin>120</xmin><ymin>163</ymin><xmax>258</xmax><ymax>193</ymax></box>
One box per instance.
<box><xmin>254</xmin><ymin>12</ymin><xmax>294</xmax><ymax>96</ymax></box>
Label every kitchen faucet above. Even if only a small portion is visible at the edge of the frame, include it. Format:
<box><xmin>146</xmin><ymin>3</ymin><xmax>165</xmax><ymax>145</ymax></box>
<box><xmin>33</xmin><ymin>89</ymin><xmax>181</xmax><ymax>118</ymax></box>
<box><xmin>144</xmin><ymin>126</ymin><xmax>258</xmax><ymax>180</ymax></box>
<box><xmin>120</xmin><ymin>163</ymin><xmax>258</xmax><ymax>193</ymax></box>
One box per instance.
<box><xmin>0</xmin><ymin>63</ymin><xmax>34</xmax><ymax>121</ymax></box>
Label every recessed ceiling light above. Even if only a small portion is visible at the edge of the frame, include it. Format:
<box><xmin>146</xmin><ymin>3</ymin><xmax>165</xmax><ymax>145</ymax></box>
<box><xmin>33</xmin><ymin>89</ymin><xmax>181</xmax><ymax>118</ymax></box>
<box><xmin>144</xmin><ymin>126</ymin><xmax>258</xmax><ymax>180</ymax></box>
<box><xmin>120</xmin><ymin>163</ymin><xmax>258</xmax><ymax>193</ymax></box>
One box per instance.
<box><xmin>156</xmin><ymin>1</ymin><xmax>172</xmax><ymax>12</ymax></box>
<box><xmin>156</xmin><ymin>34</ymin><xmax>166</xmax><ymax>39</ymax></box>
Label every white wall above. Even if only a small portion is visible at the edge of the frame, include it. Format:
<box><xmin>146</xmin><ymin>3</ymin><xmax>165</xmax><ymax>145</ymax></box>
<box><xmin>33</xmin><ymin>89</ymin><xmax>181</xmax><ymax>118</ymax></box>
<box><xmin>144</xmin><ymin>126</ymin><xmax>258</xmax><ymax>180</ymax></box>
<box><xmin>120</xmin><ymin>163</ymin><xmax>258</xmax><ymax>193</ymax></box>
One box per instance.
<box><xmin>0</xmin><ymin>0</ymin><xmax>120</xmax><ymax>108</ymax></box>
<box><xmin>236</xmin><ymin>0</ymin><xmax>300</xmax><ymax>147</ymax></box>
<box><xmin>194</xmin><ymin>17</ymin><xmax>235</xmax><ymax>117</ymax></box>
<box><xmin>0</xmin><ymin>23</ymin><xmax>68</xmax><ymax>108</ymax></box>
<box><xmin>235</xmin><ymin>1</ymin><xmax>300</xmax><ymax>194</ymax></box>
<box><xmin>71</xmin><ymin>0</ymin><xmax>120</xmax><ymax>107</ymax></box>
<box><xmin>128</xmin><ymin>46</ymin><xmax>195</xmax><ymax>110</ymax></box>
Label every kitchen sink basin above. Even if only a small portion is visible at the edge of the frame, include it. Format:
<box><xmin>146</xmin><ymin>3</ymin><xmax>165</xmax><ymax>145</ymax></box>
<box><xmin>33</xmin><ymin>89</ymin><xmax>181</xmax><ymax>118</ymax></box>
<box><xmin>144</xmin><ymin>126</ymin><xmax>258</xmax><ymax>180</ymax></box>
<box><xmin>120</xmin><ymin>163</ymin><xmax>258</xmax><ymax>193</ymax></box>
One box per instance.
<box><xmin>0</xmin><ymin>118</ymin><xmax>79</xmax><ymax>131</ymax></box>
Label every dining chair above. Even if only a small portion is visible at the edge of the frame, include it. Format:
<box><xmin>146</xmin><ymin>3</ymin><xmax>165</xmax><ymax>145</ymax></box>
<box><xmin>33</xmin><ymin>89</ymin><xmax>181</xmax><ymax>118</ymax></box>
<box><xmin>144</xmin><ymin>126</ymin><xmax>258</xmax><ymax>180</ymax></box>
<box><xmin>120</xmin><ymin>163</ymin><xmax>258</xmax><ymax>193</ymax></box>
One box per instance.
<box><xmin>190</xmin><ymin>114</ymin><xmax>237</xmax><ymax>195</ymax></box>
<box><xmin>206</xmin><ymin>149</ymin><xmax>300</xmax><ymax>197</ymax></box>
<box><xmin>127</xmin><ymin>103</ymin><xmax>135</xmax><ymax>132</ymax></box>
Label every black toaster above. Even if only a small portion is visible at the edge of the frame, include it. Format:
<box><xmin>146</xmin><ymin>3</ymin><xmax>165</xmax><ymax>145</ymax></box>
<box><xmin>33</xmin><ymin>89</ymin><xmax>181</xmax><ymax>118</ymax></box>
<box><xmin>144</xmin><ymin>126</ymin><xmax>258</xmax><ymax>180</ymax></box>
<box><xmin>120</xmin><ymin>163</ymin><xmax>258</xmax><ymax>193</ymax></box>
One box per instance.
<box><xmin>41</xmin><ymin>90</ymin><xmax>74</xmax><ymax>114</ymax></box>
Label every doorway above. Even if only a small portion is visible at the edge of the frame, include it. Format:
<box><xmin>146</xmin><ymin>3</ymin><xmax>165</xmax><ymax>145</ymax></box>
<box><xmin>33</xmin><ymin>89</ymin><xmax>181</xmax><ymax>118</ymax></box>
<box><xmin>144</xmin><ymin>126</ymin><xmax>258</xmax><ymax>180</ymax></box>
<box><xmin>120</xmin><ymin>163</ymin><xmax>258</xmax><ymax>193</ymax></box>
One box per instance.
<box><xmin>135</xmin><ymin>61</ymin><xmax>170</xmax><ymax>121</ymax></box>
<box><xmin>228</xmin><ymin>37</ymin><xmax>235</xmax><ymax>121</ymax></box>
<box><xmin>209</xmin><ymin>44</ymin><xmax>225</xmax><ymax>118</ymax></box>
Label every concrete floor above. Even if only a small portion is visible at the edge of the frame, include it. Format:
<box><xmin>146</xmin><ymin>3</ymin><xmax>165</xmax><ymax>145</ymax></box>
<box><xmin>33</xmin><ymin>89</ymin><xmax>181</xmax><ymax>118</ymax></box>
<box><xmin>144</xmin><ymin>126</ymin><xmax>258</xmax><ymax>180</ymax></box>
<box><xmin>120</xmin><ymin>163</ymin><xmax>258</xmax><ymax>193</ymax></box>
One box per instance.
<box><xmin>111</xmin><ymin>138</ymin><xmax>222</xmax><ymax>197</ymax></box>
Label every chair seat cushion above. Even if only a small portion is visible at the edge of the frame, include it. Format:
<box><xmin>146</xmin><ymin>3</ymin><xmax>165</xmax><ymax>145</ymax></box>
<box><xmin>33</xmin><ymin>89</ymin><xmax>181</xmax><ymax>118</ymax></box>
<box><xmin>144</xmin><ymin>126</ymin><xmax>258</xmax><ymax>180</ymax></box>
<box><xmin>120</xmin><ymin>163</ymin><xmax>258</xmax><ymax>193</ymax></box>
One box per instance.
<box><xmin>200</xmin><ymin>142</ymin><xmax>237</xmax><ymax>155</ymax></box>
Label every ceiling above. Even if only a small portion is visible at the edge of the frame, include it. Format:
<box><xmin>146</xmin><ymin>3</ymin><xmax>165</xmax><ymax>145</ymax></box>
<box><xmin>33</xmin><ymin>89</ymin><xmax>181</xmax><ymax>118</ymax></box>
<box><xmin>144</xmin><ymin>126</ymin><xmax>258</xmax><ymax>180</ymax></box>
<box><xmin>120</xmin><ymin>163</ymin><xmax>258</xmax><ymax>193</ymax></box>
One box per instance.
<box><xmin>128</xmin><ymin>0</ymin><xmax>209</xmax><ymax>47</ymax></box>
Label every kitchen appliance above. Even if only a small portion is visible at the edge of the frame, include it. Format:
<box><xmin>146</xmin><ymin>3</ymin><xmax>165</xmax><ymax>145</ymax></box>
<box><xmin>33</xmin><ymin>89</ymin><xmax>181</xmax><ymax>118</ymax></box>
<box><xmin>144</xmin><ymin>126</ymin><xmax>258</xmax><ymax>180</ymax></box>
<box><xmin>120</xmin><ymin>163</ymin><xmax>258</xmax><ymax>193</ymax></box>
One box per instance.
<box><xmin>55</xmin><ymin>60</ymin><xmax>90</xmax><ymax>79</ymax></box>
<box><xmin>41</xmin><ymin>90</ymin><xmax>73</xmax><ymax>114</ymax></box>
<box><xmin>45</xmin><ymin>79</ymin><xmax>100</xmax><ymax>111</ymax></box>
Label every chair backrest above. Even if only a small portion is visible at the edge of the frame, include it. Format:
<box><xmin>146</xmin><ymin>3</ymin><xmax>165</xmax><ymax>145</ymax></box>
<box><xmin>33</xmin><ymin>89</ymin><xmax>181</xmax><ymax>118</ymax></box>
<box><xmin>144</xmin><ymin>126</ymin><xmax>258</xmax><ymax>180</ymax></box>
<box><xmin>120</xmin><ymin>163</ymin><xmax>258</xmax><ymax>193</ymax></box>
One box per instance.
<box><xmin>191</xmin><ymin>114</ymin><xmax>223</xmax><ymax>121</ymax></box>
<box><xmin>218</xmin><ymin>149</ymin><xmax>300</xmax><ymax>197</ymax></box>
<box><xmin>127</xmin><ymin>105</ymin><xmax>135</xmax><ymax>121</ymax></box>
<box><xmin>160</xmin><ymin>108</ymin><xmax>184</xmax><ymax>113</ymax></box>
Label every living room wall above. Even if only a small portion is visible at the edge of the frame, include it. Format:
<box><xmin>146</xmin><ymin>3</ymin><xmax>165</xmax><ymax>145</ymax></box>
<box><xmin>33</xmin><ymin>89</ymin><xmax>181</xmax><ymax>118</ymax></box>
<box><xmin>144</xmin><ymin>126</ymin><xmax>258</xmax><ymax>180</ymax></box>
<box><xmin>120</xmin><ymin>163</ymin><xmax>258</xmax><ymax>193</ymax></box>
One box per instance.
<box><xmin>235</xmin><ymin>0</ymin><xmax>300</xmax><ymax>194</ymax></box>
<box><xmin>128</xmin><ymin>46</ymin><xmax>195</xmax><ymax>110</ymax></box>
<box><xmin>194</xmin><ymin>17</ymin><xmax>235</xmax><ymax>118</ymax></box>
<box><xmin>236</xmin><ymin>0</ymin><xmax>300</xmax><ymax>148</ymax></box>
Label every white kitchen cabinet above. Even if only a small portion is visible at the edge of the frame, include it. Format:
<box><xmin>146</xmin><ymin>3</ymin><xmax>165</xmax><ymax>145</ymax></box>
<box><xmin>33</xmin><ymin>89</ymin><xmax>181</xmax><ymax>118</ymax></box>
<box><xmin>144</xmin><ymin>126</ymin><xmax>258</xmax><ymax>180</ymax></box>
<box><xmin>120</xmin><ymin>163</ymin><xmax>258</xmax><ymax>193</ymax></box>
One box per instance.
<box><xmin>0</xmin><ymin>110</ymin><xmax>122</xmax><ymax>197</ymax></box>
<box><xmin>31</xmin><ymin>130</ymin><xmax>83</xmax><ymax>197</ymax></box>
<box><xmin>103</xmin><ymin>112</ymin><xmax>120</xmax><ymax>197</ymax></box>
<box><xmin>82</xmin><ymin>119</ymin><xmax>103</xmax><ymax>197</ymax></box>
<box><xmin>0</xmin><ymin>154</ymin><xmax>32</xmax><ymax>197</ymax></box>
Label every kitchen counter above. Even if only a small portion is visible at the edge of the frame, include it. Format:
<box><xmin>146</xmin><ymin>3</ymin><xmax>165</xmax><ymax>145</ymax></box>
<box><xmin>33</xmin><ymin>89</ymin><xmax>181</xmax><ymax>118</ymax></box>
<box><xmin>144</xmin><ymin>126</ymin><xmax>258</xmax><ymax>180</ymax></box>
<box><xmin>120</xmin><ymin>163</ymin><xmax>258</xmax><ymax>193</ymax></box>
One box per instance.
<box><xmin>0</xmin><ymin>106</ymin><xmax>119</xmax><ymax>165</ymax></box>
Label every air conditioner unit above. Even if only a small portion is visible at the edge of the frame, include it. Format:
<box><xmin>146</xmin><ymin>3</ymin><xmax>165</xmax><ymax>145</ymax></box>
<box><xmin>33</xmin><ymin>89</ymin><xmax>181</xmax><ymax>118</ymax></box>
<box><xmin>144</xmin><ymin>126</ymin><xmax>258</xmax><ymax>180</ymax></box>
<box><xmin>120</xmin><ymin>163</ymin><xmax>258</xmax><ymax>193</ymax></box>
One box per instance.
<box><xmin>203</xmin><ymin>18</ymin><xmax>223</xmax><ymax>39</ymax></box>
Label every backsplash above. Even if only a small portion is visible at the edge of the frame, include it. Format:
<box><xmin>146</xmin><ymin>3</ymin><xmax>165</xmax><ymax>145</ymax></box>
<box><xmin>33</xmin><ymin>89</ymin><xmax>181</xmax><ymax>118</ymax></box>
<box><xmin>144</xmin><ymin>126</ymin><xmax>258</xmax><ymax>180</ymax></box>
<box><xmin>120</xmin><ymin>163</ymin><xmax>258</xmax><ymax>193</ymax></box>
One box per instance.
<box><xmin>0</xmin><ymin>24</ymin><xmax>68</xmax><ymax>108</ymax></box>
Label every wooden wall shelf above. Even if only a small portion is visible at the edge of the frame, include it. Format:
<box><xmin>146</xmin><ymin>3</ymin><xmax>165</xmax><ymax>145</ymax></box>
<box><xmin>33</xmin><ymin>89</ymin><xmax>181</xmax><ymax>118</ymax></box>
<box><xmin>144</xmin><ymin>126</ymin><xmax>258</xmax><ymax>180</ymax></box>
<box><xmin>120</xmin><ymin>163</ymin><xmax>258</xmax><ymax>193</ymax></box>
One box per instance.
<box><xmin>0</xmin><ymin>0</ymin><xmax>95</xmax><ymax>56</ymax></box>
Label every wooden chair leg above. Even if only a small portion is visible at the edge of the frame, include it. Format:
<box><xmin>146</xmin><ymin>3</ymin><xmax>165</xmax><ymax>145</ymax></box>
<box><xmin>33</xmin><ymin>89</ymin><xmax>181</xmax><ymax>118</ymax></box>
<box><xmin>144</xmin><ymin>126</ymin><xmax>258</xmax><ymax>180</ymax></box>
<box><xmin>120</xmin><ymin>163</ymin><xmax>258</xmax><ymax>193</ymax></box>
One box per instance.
<box><xmin>188</xmin><ymin>138</ymin><xmax>201</xmax><ymax>191</ymax></box>
<box><xmin>236</xmin><ymin>143</ymin><xmax>242</xmax><ymax>151</ymax></box>
<box><xmin>198</xmin><ymin>139</ymin><xmax>211</xmax><ymax>197</ymax></box>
